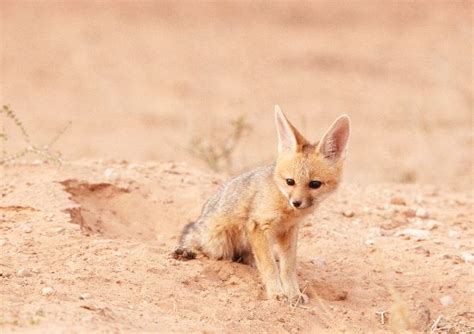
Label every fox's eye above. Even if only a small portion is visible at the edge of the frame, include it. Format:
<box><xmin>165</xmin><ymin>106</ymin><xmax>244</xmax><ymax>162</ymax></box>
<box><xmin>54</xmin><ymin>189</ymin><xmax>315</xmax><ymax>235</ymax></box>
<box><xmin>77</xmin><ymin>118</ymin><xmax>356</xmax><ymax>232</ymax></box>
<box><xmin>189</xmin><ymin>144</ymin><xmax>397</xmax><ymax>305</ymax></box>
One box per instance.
<box><xmin>309</xmin><ymin>180</ymin><xmax>322</xmax><ymax>189</ymax></box>
<box><xmin>286</xmin><ymin>178</ymin><xmax>295</xmax><ymax>186</ymax></box>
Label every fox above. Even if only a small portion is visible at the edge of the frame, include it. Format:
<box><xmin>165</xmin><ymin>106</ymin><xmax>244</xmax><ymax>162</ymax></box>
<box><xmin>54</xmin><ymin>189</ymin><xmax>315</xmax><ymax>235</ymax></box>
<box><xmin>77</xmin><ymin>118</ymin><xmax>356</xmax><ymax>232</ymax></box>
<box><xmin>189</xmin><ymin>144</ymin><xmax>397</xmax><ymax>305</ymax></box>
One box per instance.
<box><xmin>173</xmin><ymin>105</ymin><xmax>350</xmax><ymax>304</ymax></box>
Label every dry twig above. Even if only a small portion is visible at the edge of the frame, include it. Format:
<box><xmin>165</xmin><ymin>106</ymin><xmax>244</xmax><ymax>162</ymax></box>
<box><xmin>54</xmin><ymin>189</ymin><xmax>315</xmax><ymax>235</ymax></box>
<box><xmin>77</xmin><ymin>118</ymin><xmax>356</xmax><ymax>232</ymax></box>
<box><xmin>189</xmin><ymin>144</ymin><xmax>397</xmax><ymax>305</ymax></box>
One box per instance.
<box><xmin>0</xmin><ymin>105</ymin><xmax>69</xmax><ymax>165</ymax></box>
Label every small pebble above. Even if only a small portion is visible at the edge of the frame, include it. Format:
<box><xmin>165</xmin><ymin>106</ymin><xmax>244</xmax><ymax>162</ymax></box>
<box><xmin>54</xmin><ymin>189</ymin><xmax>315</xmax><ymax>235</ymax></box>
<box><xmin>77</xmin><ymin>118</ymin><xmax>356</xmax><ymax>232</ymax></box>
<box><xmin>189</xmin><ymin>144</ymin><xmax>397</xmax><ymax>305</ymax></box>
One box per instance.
<box><xmin>449</xmin><ymin>255</ymin><xmax>464</xmax><ymax>264</ymax></box>
<box><xmin>460</xmin><ymin>252</ymin><xmax>474</xmax><ymax>264</ymax></box>
<box><xmin>54</xmin><ymin>227</ymin><xmax>65</xmax><ymax>233</ymax></box>
<box><xmin>413</xmin><ymin>246</ymin><xmax>430</xmax><ymax>257</ymax></box>
<box><xmin>448</xmin><ymin>230</ymin><xmax>460</xmax><ymax>238</ymax></box>
<box><xmin>352</xmin><ymin>219</ymin><xmax>362</xmax><ymax>225</ymax></box>
<box><xmin>424</xmin><ymin>219</ymin><xmax>440</xmax><ymax>230</ymax></box>
<box><xmin>342</xmin><ymin>210</ymin><xmax>355</xmax><ymax>218</ymax></box>
<box><xmin>362</xmin><ymin>206</ymin><xmax>371</xmax><ymax>214</ymax></box>
<box><xmin>390</xmin><ymin>197</ymin><xmax>406</xmax><ymax>206</ymax></box>
<box><xmin>439</xmin><ymin>295</ymin><xmax>453</xmax><ymax>306</ymax></box>
<box><xmin>415</xmin><ymin>208</ymin><xmax>429</xmax><ymax>219</ymax></box>
<box><xmin>396</xmin><ymin>228</ymin><xmax>430</xmax><ymax>239</ymax></box>
<box><xmin>79</xmin><ymin>293</ymin><xmax>91</xmax><ymax>300</ymax></box>
<box><xmin>104</xmin><ymin>168</ymin><xmax>118</xmax><ymax>181</ymax></box>
<box><xmin>23</xmin><ymin>226</ymin><xmax>32</xmax><ymax>233</ymax></box>
<box><xmin>0</xmin><ymin>239</ymin><xmax>7</xmax><ymax>246</ymax></box>
<box><xmin>365</xmin><ymin>239</ymin><xmax>375</xmax><ymax>246</ymax></box>
<box><xmin>403</xmin><ymin>208</ymin><xmax>416</xmax><ymax>218</ymax></box>
<box><xmin>41</xmin><ymin>287</ymin><xmax>55</xmax><ymax>296</ymax></box>
<box><xmin>17</xmin><ymin>268</ymin><xmax>32</xmax><ymax>277</ymax></box>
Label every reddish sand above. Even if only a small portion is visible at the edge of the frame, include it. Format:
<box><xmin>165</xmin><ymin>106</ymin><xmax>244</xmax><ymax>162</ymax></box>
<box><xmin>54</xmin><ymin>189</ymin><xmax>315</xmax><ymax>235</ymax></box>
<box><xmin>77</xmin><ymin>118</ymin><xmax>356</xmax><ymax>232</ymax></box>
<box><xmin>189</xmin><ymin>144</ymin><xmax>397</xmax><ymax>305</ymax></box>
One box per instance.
<box><xmin>1</xmin><ymin>161</ymin><xmax>473</xmax><ymax>332</ymax></box>
<box><xmin>0</xmin><ymin>2</ymin><xmax>472</xmax><ymax>333</ymax></box>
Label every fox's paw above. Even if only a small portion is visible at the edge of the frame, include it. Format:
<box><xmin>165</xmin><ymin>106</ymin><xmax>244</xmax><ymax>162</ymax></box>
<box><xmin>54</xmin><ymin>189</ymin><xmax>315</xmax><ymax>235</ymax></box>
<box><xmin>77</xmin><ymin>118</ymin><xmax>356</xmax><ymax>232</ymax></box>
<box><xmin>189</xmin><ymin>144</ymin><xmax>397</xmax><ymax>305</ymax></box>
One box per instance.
<box><xmin>266</xmin><ymin>286</ymin><xmax>286</xmax><ymax>302</ymax></box>
<box><xmin>172</xmin><ymin>247</ymin><xmax>196</xmax><ymax>261</ymax></box>
<box><xmin>268</xmin><ymin>292</ymin><xmax>286</xmax><ymax>302</ymax></box>
<box><xmin>288</xmin><ymin>292</ymin><xmax>309</xmax><ymax>306</ymax></box>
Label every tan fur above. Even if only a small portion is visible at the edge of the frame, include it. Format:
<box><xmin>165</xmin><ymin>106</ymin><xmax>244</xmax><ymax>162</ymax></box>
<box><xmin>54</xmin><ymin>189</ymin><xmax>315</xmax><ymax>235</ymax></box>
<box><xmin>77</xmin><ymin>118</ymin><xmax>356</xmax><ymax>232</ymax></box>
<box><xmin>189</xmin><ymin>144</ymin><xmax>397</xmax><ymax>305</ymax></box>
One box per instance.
<box><xmin>173</xmin><ymin>106</ymin><xmax>350</xmax><ymax>304</ymax></box>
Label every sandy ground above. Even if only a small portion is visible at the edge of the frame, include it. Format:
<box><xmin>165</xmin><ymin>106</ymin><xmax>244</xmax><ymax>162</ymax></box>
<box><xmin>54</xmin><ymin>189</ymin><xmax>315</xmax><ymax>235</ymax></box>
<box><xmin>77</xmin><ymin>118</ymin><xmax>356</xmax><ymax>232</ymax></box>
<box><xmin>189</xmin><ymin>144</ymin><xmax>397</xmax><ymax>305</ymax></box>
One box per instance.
<box><xmin>0</xmin><ymin>1</ymin><xmax>473</xmax><ymax>333</ymax></box>
<box><xmin>0</xmin><ymin>161</ymin><xmax>473</xmax><ymax>332</ymax></box>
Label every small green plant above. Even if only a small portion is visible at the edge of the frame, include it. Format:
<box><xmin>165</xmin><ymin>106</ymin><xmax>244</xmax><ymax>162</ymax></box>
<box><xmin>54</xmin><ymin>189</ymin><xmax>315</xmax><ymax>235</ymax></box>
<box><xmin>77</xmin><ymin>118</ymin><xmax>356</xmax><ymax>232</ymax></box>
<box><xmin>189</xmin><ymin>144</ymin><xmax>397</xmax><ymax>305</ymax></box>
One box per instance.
<box><xmin>189</xmin><ymin>115</ymin><xmax>251</xmax><ymax>172</ymax></box>
<box><xmin>0</xmin><ymin>105</ymin><xmax>70</xmax><ymax>165</ymax></box>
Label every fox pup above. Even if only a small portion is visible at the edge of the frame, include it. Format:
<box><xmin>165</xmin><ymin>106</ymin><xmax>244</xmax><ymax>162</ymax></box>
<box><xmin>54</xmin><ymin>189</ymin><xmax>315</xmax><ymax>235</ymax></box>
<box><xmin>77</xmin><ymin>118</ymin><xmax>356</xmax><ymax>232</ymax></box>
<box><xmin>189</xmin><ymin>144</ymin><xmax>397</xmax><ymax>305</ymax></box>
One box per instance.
<box><xmin>173</xmin><ymin>105</ymin><xmax>350</xmax><ymax>304</ymax></box>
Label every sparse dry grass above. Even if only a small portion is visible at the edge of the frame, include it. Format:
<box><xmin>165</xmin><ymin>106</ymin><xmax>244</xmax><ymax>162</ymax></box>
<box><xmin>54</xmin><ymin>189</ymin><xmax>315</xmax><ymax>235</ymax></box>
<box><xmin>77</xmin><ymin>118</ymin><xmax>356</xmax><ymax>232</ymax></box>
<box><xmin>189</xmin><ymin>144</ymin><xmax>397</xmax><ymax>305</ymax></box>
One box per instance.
<box><xmin>0</xmin><ymin>105</ymin><xmax>70</xmax><ymax>165</ymax></box>
<box><xmin>427</xmin><ymin>313</ymin><xmax>474</xmax><ymax>334</ymax></box>
<box><xmin>189</xmin><ymin>115</ymin><xmax>251</xmax><ymax>172</ymax></box>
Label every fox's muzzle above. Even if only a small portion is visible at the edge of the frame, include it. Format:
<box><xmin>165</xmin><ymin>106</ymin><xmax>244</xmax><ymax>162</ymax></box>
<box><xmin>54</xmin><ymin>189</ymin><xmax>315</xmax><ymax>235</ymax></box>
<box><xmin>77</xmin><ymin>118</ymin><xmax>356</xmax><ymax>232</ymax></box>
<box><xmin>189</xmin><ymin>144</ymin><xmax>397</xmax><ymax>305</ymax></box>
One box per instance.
<box><xmin>290</xmin><ymin>198</ymin><xmax>313</xmax><ymax>209</ymax></box>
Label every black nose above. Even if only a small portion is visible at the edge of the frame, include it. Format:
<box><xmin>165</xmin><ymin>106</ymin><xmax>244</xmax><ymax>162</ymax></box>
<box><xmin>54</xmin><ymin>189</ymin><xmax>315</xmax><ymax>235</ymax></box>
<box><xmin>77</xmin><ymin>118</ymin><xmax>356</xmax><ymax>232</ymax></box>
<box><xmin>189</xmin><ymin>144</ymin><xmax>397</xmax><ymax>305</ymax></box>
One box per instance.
<box><xmin>292</xmin><ymin>200</ymin><xmax>302</xmax><ymax>208</ymax></box>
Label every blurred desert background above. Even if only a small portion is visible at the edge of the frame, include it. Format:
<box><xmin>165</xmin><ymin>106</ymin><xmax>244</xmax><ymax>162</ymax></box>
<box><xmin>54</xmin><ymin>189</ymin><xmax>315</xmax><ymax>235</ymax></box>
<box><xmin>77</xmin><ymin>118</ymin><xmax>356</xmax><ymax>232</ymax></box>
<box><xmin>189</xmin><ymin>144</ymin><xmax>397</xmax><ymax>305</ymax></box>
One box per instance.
<box><xmin>0</xmin><ymin>1</ymin><xmax>473</xmax><ymax>333</ymax></box>
<box><xmin>1</xmin><ymin>1</ymin><xmax>472</xmax><ymax>188</ymax></box>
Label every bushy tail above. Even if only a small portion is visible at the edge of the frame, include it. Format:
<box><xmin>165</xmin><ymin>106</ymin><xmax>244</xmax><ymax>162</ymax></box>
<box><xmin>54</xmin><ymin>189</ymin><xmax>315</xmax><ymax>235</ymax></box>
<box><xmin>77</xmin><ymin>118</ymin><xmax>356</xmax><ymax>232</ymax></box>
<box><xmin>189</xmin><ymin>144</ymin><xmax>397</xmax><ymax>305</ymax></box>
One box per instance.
<box><xmin>172</xmin><ymin>246</ymin><xmax>196</xmax><ymax>260</ymax></box>
<box><xmin>171</xmin><ymin>221</ymin><xmax>198</xmax><ymax>261</ymax></box>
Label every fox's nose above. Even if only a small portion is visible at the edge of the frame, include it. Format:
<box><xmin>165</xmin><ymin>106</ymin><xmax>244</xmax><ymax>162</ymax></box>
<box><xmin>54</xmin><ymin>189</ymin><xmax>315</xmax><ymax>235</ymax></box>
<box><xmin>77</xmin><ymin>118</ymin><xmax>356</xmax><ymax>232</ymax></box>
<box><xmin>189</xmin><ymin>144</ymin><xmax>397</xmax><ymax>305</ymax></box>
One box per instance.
<box><xmin>292</xmin><ymin>200</ymin><xmax>302</xmax><ymax>208</ymax></box>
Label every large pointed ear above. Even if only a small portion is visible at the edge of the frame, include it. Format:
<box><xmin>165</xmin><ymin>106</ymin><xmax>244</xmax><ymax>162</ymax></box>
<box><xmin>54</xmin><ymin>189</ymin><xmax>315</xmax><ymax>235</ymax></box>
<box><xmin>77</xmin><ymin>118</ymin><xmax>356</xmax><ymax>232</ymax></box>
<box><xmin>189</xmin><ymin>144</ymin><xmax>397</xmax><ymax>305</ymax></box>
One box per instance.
<box><xmin>274</xmin><ymin>105</ymin><xmax>308</xmax><ymax>154</ymax></box>
<box><xmin>317</xmin><ymin>115</ymin><xmax>350</xmax><ymax>162</ymax></box>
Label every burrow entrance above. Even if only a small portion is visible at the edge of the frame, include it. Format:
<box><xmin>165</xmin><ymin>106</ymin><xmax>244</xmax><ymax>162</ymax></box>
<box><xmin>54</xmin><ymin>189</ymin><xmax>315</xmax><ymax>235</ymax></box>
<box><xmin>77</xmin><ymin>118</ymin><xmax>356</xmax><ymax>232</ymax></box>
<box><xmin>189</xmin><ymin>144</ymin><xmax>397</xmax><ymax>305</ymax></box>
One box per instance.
<box><xmin>61</xmin><ymin>179</ymin><xmax>175</xmax><ymax>241</ymax></box>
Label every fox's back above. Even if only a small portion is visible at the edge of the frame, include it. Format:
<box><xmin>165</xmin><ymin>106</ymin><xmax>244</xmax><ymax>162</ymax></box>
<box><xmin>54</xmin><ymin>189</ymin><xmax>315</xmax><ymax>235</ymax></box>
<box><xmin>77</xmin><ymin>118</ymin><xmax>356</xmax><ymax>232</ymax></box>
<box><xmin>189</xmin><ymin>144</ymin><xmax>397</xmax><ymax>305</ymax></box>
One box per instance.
<box><xmin>200</xmin><ymin>164</ymin><xmax>277</xmax><ymax>221</ymax></box>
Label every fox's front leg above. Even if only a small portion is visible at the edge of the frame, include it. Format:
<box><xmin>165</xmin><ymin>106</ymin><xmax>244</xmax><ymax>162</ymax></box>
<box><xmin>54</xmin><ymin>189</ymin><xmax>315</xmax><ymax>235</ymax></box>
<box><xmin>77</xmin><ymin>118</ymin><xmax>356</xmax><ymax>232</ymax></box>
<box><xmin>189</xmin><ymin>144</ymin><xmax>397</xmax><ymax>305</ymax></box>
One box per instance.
<box><xmin>275</xmin><ymin>225</ymin><xmax>308</xmax><ymax>304</ymax></box>
<box><xmin>246</xmin><ymin>221</ymin><xmax>284</xmax><ymax>300</ymax></box>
